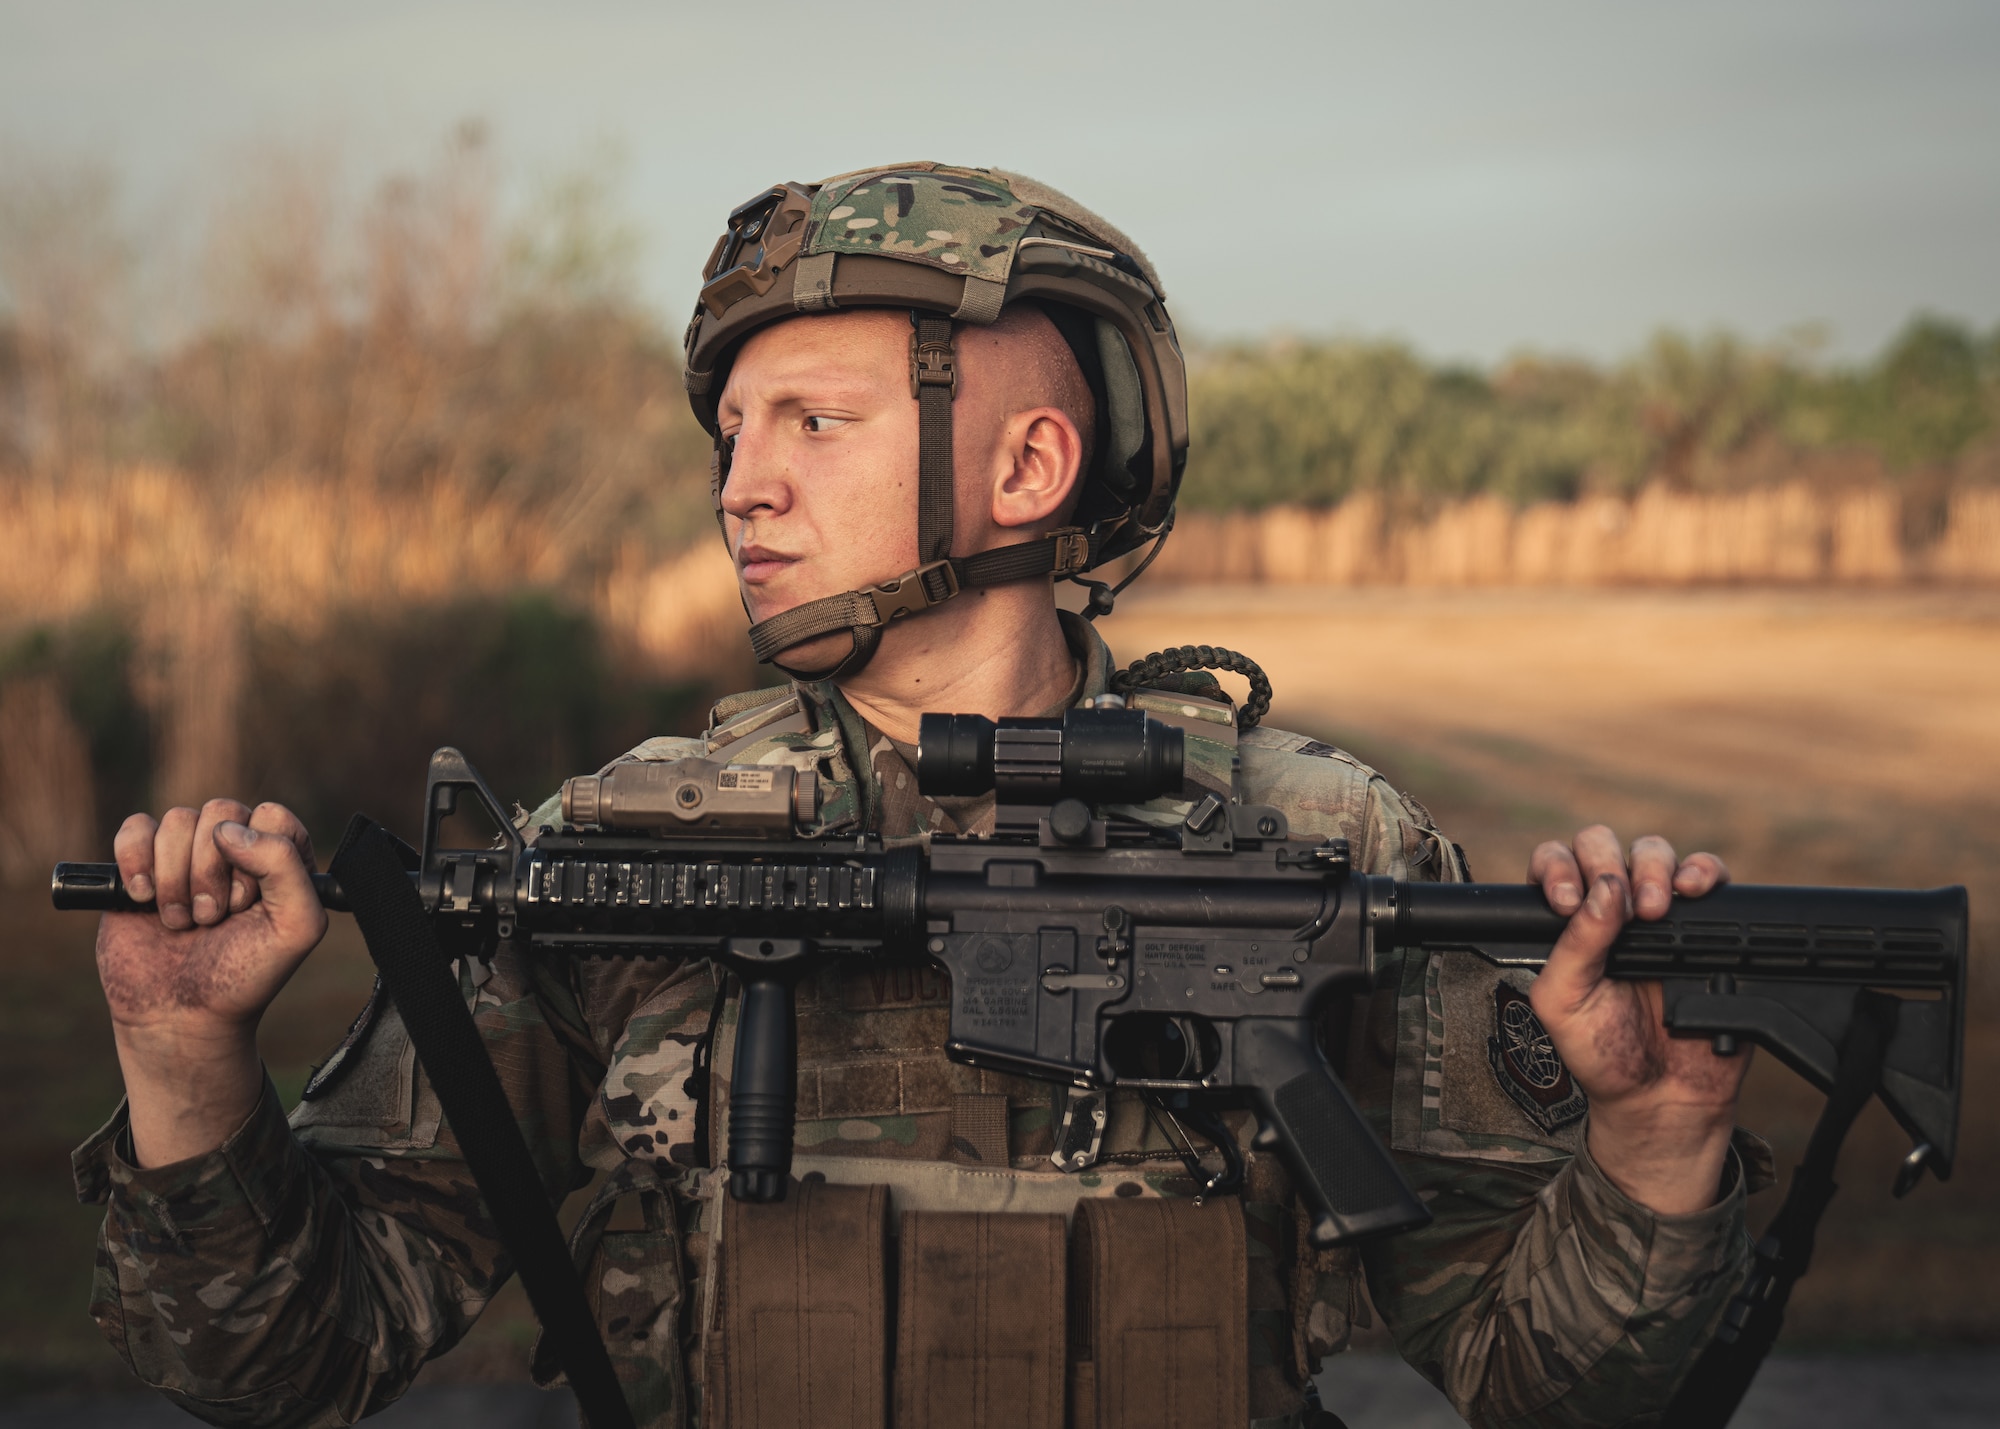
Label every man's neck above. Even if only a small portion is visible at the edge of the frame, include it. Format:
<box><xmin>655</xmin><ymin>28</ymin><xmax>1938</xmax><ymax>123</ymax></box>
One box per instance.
<box><xmin>834</xmin><ymin>583</ymin><xmax>1078</xmax><ymax>743</ymax></box>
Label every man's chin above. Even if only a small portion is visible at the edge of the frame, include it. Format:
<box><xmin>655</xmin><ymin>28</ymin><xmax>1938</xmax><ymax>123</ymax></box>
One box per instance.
<box><xmin>741</xmin><ymin>573</ymin><xmax>879</xmax><ymax>675</ymax></box>
<box><xmin>760</xmin><ymin>628</ymin><xmax>859</xmax><ymax>677</ymax></box>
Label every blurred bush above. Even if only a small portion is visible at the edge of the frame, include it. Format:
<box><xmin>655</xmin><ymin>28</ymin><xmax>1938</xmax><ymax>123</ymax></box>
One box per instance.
<box><xmin>246</xmin><ymin>590</ymin><xmax>708</xmax><ymax>849</ymax></box>
<box><xmin>1</xmin><ymin>617</ymin><xmax>148</xmax><ymax>820</ymax></box>
<box><xmin>0</xmin><ymin>619</ymin><xmax>148</xmax><ymax>882</ymax></box>
<box><xmin>0</xmin><ymin>593</ymin><xmax>708</xmax><ymax>869</ymax></box>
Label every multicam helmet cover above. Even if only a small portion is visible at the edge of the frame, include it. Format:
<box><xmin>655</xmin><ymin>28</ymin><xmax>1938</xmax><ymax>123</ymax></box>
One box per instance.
<box><xmin>683</xmin><ymin>163</ymin><xmax>1189</xmax><ymax>679</ymax></box>
<box><xmin>803</xmin><ymin>168</ymin><xmax>1037</xmax><ymax>285</ymax></box>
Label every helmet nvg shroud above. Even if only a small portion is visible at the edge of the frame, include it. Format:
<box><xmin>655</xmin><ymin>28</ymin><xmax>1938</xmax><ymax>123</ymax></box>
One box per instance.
<box><xmin>683</xmin><ymin>162</ymin><xmax>1189</xmax><ymax>680</ymax></box>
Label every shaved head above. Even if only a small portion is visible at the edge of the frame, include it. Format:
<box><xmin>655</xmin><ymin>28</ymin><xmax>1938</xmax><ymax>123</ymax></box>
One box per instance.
<box><xmin>959</xmin><ymin>304</ymin><xmax>1098</xmax><ymax>489</ymax></box>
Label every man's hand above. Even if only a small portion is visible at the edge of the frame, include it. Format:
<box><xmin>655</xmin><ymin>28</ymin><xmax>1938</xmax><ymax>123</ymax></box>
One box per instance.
<box><xmin>1528</xmin><ymin>826</ymin><xmax>1748</xmax><ymax>1215</ymax></box>
<box><xmin>98</xmin><ymin>799</ymin><xmax>327</xmax><ymax>1168</ymax></box>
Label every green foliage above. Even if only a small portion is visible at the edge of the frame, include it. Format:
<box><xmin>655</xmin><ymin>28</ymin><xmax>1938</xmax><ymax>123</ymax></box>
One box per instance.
<box><xmin>1181</xmin><ymin>316</ymin><xmax>2000</xmax><ymax>512</ymax></box>
<box><xmin>1789</xmin><ymin>316</ymin><xmax>1999</xmax><ymax>468</ymax></box>
<box><xmin>1</xmin><ymin>597</ymin><xmax>718</xmax><ymax>856</ymax></box>
<box><xmin>1</xmin><ymin>614</ymin><xmax>151</xmax><ymax>837</ymax></box>
<box><xmin>244</xmin><ymin>591</ymin><xmax>710</xmax><ymax>848</ymax></box>
<box><xmin>501</xmin><ymin>141</ymin><xmax>646</xmax><ymax>316</ymax></box>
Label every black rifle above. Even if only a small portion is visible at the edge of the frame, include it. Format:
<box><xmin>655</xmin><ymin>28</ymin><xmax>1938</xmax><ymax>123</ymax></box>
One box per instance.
<box><xmin>53</xmin><ymin>711</ymin><xmax>1968</xmax><ymax>1422</ymax></box>
<box><xmin>55</xmin><ymin>708</ymin><xmax>1966</xmax><ymax>1238</ymax></box>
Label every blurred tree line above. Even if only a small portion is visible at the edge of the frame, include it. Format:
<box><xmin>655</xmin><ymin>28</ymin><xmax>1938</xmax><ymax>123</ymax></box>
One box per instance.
<box><xmin>1179</xmin><ymin>320</ymin><xmax>2000</xmax><ymax>514</ymax></box>
<box><xmin>0</xmin><ymin>123</ymin><xmax>718</xmax><ymax>556</ymax></box>
<box><xmin>4</xmin><ymin>127</ymin><xmax>1993</xmax><ymax>529</ymax></box>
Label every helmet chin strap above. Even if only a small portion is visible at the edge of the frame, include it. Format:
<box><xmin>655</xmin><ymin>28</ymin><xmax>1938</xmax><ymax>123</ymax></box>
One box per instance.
<box><xmin>730</xmin><ymin>312</ymin><xmax>1090</xmax><ymax>683</ymax></box>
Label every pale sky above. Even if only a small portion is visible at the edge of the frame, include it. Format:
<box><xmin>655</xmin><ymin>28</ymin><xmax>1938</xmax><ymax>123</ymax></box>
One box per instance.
<box><xmin>3</xmin><ymin>0</ymin><xmax>1996</xmax><ymax>364</ymax></box>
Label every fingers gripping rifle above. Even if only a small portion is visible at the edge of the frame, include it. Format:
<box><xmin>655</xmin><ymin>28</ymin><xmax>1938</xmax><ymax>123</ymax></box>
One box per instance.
<box><xmin>55</xmin><ymin>709</ymin><xmax>1967</xmax><ymax>1248</ymax></box>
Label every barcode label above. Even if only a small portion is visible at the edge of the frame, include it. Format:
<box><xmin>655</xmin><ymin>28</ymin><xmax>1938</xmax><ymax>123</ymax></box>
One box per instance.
<box><xmin>718</xmin><ymin>767</ymin><xmax>776</xmax><ymax>793</ymax></box>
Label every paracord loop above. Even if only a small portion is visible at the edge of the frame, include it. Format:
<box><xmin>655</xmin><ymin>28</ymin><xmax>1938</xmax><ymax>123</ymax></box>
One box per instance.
<box><xmin>1110</xmin><ymin>644</ymin><xmax>1273</xmax><ymax>729</ymax></box>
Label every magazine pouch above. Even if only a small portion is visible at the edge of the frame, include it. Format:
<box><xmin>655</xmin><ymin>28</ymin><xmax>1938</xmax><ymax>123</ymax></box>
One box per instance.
<box><xmin>1068</xmin><ymin>1198</ymin><xmax>1249</xmax><ymax>1429</ymax></box>
<box><xmin>710</xmin><ymin>1179</ymin><xmax>891</xmax><ymax>1428</ymax></box>
<box><xmin>893</xmin><ymin>1210</ymin><xmax>1067</xmax><ymax>1429</ymax></box>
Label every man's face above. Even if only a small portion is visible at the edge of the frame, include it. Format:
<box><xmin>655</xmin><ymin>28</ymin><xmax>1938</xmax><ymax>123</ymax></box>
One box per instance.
<box><xmin>716</xmin><ymin>310</ymin><xmax>925</xmax><ymax>630</ymax></box>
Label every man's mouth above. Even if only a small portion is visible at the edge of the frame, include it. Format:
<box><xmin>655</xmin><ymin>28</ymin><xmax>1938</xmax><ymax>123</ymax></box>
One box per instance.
<box><xmin>735</xmin><ymin>542</ymin><xmax>798</xmax><ymax>585</ymax></box>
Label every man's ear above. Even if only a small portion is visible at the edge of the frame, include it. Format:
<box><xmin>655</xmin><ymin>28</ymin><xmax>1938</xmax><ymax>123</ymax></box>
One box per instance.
<box><xmin>991</xmin><ymin>406</ymin><xmax>1085</xmax><ymax>531</ymax></box>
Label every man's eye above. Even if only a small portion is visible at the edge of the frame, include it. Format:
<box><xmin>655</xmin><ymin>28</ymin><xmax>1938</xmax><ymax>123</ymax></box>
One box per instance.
<box><xmin>804</xmin><ymin>416</ymin><xmax>848</xmax><ymax>434</ymax></box>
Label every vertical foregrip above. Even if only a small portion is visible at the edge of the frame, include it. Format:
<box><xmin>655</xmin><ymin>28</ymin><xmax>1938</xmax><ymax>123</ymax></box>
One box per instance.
<box><xmin>1235</xmin><ymin>1019</ymin><xmax>1431</xmax><ymax>1246</ymax></box>
<box><xmin>727</xmin><ymin>974</ymin><xmax>797</xmax><ymax>1202</ymax></box>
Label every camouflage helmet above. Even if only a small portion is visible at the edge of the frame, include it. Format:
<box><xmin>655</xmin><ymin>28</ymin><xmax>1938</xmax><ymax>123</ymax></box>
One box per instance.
<box><xmin>683</xmin><ymin>162</ymin><xmax>1188</xmax><ymax>679</ymax></box>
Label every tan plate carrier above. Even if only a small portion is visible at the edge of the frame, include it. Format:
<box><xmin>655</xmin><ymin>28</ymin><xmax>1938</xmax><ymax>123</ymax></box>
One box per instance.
<box><xmin>705</xmin><ymin>1181</ymin><xmax>1249</xmax><ymax>1429</ymax></box>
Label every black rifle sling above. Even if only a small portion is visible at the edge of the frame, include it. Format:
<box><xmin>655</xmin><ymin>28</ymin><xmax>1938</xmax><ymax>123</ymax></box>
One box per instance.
<box><xmin>328</xmin><ymin>818</ymin><xmax>636</xmax><ymax>1429</ymax></box>
<box><xmin>1662</xmin><ymin>991</ymin><xmax>1899</xmax><ymax>1429</ymax></box>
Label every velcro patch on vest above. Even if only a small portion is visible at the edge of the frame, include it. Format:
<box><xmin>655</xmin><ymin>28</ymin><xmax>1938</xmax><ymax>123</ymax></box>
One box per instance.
<box><xmin>836</xmin><ymin>961</ymin><xmax>950</xmax><ymax>1010</ymax></box>
<box><xmin>1485</xmin><ymin>981</ymin><xmax>1586</xmax><ymax>1134</ymax></box>
<box><xmin>301</xmin><ymin>976</ymin><xmax>385</xmax><ymax>1101</ymax></box>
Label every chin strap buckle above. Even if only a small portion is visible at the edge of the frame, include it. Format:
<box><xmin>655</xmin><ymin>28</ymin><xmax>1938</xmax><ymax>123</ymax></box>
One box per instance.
<box><xmin>865</xmin><ymin>559</ymin><xmax>961</xmax><ymax>624</ymax></box>
<box><xmin>1050</xmin><ymin>528</ymin><xmax>1090</xmax><ymax>576</ymax></box>
<box><xmin>910</xmin><ymin>331</ymin><xmax>958</xmax><ymax>397</ymax></box>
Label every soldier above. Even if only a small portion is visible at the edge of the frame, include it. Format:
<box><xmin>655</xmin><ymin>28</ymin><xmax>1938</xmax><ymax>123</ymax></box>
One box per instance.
<box><xmin>79</xmin><ymin>165</ymin><xmax>1761</xmax><ymax>1429</ymax></box>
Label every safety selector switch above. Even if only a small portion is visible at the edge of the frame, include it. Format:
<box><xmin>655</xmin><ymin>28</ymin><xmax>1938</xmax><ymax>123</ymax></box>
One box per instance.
<box><xmin>1184</xmin><ymin>793</ymin><xmax>1225</xmax><ymax>835</ymax></box>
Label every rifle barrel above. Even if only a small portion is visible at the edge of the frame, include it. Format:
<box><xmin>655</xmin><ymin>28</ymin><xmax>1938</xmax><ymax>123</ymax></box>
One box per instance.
<box><xmin>51</xmin><ymin>862</ymin><xmax>354</xmax><ymax>913</ymax></box>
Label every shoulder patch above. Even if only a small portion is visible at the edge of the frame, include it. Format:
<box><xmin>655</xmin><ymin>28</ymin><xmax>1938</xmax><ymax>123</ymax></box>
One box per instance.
<box><xmin>707</xmin><ymin>692</ymin><xmax>808</xmax><ymax>753</ymax></box>
<box><xmin>301</xmin><ymin>977</ymin><xmax>385</xmax><ymax>1101</ymax></box>
<box><xmin>1486</xmin><ymin>982</ymin><xmax>1587</xmax><ymax>1134</ymax></box>
<box><xmin>612</xmin><ymin>734</ymin><xmax>707</xmax><ymax>767</ymax></box>
<box><xmin>707</xmin><ymin>684</ymin><xmax>796</xmax><ymax>728</ymax></box>
<box><xmin>1281</xmin><ymin>736</ymin><xmax>1379</xmax><ymax>778</ymax></box>
<box><xmin>1399</xmin><ymin>792</ymin><xmax>1439</xmax><ymax>830</ymax></box>
<box><xmin>1255</xmin><ymin>733</ymin><xmax>1376</xmax><ymax>779</ymax></box>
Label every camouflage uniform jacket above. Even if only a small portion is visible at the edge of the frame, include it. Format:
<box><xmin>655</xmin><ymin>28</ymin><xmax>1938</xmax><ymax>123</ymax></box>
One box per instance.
<box><xmin>74</xmin><ymin>613</ymin><xmax>1760</xmax><ymax>1428</ymax></box>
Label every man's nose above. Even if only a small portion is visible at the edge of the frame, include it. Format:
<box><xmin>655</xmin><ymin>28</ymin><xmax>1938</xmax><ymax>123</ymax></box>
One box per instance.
<box><xmin>718</xmin><ymin>427</ymin><xmax>792</xmax><ymax>522</ymax></box>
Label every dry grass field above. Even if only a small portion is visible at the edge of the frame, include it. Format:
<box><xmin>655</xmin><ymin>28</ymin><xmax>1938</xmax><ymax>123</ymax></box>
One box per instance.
<box><xmin>1101</xmin><ymin>584</ymin><xmax>2000</xmax><ymax>1342</ymax></box>
<box><xmin>4</xmin><ymin>585</ymin><xmax>1996</xmax><ymax>1400</ymax></box>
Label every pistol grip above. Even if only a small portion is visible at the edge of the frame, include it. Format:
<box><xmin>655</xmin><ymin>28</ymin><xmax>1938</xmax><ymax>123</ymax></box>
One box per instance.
<box><xmin>726</xmin><ymin>971</ymin><xmax>796</xmax><ymax>1202</ymax></box>
<box><xmin>1236</xmin><ymin>1019</ymin><xmax>1430</xmax><ymax>1246</ymax></box>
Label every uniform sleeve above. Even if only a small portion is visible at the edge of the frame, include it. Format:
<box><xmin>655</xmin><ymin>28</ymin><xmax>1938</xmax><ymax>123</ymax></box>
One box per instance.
<box><xmin>1363</xmin><ymin>1130</ymin><xmax>1751</xmax><ymax>1428</ymax></box>
<box><xmin>72</xmin><ymin>942</ymin><xmax>596</xmax><ymax>1429</ymax></box>
<box><xmin>1360</xmin><ymin>784</ymin><xmax>1752</xmax><ymax>1416</ymax></box>
<box><xmin>1240</xmin><ymin>732</ymin><xmax>1751</xmax><ymax>1426</ymax></box>
<box><xmin>1355</xmin><ymin>782</ymin><xmax>1751</xmax><ymax>1428</ymax></box>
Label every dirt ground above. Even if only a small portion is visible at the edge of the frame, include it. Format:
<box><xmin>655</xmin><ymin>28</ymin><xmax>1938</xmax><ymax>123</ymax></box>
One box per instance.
<box><xmin>5</xmin><ymin>586</ymin><xmax>1996</xmax><ymax>1400</ymax></box>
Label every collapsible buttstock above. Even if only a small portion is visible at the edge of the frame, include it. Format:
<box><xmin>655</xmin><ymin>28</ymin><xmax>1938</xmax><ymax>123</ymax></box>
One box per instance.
<box><xmin>1234</xmin><ymin>1019</ymin><xmax>1430</xmax><ymax>1246</ymax></box>
<box><xmin>1390</xmin><ymin>880</ymin><xmax>1968</xmax><ymax>1180</ymax></box>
